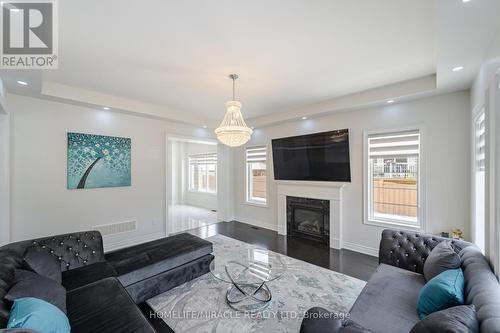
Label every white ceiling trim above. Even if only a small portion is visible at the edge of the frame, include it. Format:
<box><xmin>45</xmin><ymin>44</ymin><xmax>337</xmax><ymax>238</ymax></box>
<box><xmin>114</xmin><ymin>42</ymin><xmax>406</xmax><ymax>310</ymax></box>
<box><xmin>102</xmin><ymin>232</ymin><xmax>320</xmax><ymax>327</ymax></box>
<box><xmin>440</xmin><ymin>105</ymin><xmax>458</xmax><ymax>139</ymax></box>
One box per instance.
<box><xmin>41</xmin><ymin>81</ymin><xmax>216</xmax><ymax>126</ymax></box>
<box><xmin>248</xmin><ymin>74</ymin><xmax>437</xmax><ymax>128</ymax></box>
<box><xmin>37</xmin><ymin>75</ymin><xmax>437</xmax><ymax>129</ymax></box>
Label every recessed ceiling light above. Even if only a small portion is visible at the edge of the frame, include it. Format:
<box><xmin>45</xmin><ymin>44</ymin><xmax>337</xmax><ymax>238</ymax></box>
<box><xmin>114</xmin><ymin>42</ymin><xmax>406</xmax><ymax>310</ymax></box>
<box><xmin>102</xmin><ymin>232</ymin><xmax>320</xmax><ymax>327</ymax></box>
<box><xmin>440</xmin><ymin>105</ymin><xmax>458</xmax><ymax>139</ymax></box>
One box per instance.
<box><xmin>462</xmin><ymin>0</ymin><xmax>471</xmax><ymax>3</ymax></box>
<box><xmin>387</xmin><ymin>100</ymin><xmax>395</xmax><ymax>104</ymax></box>
<box><xmin>301</xmin><ymin>116</ymin><xmax>308</xmax><ymax>120</ymax></box>
<box><xmin>103</xmin><ymin>107</ymin><xmax>110</xmax><ymax>110</ymax></box>
<box><xmin>17</xmin><ymin>80</ymin><xmax>28</xmax><ymax>86</ymax></box>
<box><xmin>202</xmin><ymin>125</ymin><xmax>208</xmax><ymax>129</ymax></box>
<box><xmin>452</xmin><ymin>66</ymin><xmax>464</xmax><ymax>72</ymax></box>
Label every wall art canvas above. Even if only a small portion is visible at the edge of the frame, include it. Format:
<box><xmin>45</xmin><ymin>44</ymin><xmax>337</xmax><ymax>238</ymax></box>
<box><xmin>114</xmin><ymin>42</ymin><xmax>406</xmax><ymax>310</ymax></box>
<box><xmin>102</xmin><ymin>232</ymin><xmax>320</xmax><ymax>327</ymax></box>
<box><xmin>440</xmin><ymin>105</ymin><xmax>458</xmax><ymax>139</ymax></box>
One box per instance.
<box><xmin>67</xmin><ymin>133</ymin><xmax>131</xmax><ymax>189</ymax></box>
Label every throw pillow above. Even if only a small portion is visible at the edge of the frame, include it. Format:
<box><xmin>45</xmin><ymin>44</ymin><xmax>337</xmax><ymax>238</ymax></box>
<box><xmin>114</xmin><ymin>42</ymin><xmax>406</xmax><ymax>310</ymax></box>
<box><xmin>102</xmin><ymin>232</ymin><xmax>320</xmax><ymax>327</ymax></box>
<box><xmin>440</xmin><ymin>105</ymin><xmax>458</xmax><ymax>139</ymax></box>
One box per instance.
<box><xmin>5</xmin><ymin>269</ymin><xmax>67</xmax><ymax>314</ymax></box>
<box><xmin>0</xmin><ymin>249</ymin><xmax>23</xmax><ymax>328</ymax></box>
<box><xmin>417</xmin><ymin>268</ymin><xmax>465</xmax><ymax>319</ymax></box>
<box><xmin>7</xmin><ymin>297</ymin><xmax>70</xmax><ymax>333</ymax></box>
<box><xmin>410</xmin><ymin>305</ymin><xmax>478</xmax><ymax>333</ymax></box>
<box><xmin>23</xmin><ymin>247</ymin><xmax>62</xmax><ymax>283</ymax></box>
<box><xmin>424</xmin><ymin>241</ymin><xmax>461</xmax><ymax>281</ymax></box>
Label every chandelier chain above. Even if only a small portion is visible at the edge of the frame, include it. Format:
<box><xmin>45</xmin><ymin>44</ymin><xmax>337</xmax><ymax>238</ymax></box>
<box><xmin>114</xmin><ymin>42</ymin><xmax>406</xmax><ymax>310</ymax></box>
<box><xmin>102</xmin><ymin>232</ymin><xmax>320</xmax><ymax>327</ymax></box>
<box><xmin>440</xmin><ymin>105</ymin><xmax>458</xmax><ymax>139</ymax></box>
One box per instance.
<box><xmin>229</xmin><ymin>74</ymin><xmax>238</xmax><ymax>100</ymax></box>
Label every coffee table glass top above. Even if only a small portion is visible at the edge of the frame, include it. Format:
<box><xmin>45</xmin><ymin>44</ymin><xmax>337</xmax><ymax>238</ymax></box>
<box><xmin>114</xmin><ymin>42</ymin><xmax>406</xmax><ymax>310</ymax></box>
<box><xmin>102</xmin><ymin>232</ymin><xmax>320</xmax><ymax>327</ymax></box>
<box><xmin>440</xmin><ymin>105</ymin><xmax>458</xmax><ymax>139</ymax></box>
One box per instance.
<box><xmin>210</xmin><ymin>247</ymin><xmax>287</xmax><ymax>285</ymax></box>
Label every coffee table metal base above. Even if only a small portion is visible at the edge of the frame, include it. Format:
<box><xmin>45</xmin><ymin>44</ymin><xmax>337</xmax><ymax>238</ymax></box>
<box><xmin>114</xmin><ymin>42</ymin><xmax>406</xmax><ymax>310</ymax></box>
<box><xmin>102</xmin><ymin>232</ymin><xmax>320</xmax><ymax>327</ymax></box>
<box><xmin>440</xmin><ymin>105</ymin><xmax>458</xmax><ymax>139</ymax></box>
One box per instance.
<box><xmin>225</xmin><ymin>282</ymin><xmax>272</xmax><ymax>312</ymax></box>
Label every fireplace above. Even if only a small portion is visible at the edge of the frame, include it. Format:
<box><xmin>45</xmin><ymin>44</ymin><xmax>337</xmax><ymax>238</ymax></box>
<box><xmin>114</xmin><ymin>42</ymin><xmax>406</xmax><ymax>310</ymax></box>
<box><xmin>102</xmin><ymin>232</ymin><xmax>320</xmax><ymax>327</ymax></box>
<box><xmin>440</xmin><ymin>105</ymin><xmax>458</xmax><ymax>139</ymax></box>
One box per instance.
<box><xmin>287</xmin><ymin>196</ymin><xmax>330</xmax><ymax>244</ymax></box>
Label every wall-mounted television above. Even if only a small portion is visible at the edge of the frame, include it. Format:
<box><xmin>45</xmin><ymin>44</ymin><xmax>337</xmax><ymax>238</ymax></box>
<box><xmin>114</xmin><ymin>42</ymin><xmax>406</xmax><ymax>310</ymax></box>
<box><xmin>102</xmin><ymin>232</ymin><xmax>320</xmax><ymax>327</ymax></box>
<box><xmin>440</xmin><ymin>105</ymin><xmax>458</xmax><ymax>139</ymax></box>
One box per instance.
<box><xmin>271</xmin><ymin>129</ymin><xmax>351</xmax><ymax>182</ymax></box>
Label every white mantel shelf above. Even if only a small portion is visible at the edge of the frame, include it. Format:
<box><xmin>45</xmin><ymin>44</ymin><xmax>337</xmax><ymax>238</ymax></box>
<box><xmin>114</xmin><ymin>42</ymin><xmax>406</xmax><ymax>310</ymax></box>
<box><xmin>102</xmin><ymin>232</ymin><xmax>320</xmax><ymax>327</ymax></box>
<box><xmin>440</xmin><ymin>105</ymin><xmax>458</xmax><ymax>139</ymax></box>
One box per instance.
<box><xmin>277</xmin><ymin>181</ymin><xmax>346</xmax><ymax>249</ymax></box>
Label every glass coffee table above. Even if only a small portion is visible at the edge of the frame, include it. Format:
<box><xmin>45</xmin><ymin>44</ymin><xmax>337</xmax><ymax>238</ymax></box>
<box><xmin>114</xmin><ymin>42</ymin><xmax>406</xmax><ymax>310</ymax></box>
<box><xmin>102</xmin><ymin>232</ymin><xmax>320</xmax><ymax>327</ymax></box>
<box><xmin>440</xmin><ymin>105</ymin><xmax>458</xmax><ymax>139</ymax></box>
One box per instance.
<box><xmin>210</xmin><ymin>248</ymin><xmax>287</xmax><ymax>312</ymax></box>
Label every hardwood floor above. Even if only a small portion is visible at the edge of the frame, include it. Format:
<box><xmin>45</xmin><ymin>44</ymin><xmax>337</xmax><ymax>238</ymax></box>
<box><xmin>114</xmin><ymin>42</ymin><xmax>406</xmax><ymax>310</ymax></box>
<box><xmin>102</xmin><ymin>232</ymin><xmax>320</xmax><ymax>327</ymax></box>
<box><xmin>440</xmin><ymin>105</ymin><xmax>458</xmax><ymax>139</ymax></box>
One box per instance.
<box><xmin>140</xmin><ymin>221</ymin><xmax>379</xmax><ymax>332</ymax></box>
<box><xmin>189</xmin><ymin>221</ymin><xmax>378</xmax><ymax>281</ymax></box>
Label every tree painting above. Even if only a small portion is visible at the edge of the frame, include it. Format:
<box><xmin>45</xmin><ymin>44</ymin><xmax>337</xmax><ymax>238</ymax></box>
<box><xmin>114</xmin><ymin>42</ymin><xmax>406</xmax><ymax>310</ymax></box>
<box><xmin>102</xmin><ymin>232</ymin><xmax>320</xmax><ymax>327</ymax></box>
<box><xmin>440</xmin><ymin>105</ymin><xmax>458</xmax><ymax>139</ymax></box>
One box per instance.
<box><xmin>67</xmin><ymin>133</ymin><xmax>131</xmax><ymax>189</ymax></box>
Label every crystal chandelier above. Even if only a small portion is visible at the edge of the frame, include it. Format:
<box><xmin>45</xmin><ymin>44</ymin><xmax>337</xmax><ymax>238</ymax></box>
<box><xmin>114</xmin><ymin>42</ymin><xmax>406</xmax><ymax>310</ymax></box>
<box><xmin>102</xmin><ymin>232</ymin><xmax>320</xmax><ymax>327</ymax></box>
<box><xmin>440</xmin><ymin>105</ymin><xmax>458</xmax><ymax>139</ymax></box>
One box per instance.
<box><xmin>215</xmin><ymin>74</ymin><xmax>253</xmax><ymax>147</ymax></box>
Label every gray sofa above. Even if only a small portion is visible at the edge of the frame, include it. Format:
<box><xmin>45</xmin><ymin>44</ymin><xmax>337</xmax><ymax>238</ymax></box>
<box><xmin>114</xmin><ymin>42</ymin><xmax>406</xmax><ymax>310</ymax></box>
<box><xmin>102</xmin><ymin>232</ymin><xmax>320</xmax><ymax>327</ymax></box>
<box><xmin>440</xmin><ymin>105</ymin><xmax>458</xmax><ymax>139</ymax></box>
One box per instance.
<box><xmin>0</xmin><ymin>230</ymin><xmax>213</xmax><ymax>333</ymax></box>
<box><xmin>301</xmin><ymin>229</ymin><xmax>500</xmax><ymax>333</ymax></box>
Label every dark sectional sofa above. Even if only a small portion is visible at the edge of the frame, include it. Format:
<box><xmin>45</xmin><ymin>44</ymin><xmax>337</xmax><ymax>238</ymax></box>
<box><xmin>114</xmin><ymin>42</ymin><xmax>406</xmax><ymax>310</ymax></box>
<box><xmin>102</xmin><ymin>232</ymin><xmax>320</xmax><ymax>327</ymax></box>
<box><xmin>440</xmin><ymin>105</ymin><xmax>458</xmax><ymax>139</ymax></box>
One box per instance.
<box><xmin>0</xmin><ymin>230</ymin><xmax>214</xmax><ymax>333</ymax></box>
<box><xmin>301</xmin><ymin>229</ymin><xmax>500</xmax><ymax>333</ymax></box>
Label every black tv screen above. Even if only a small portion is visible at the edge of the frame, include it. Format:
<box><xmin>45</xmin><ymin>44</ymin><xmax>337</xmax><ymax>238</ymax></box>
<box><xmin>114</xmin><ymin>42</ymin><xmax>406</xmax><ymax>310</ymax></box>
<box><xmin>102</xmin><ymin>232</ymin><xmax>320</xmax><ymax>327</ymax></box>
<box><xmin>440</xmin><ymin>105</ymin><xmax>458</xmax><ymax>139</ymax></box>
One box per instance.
<box><xmin>272</xmin><ymin>129</ymin><xmax>351</xmax><ymax>182</ymax></box>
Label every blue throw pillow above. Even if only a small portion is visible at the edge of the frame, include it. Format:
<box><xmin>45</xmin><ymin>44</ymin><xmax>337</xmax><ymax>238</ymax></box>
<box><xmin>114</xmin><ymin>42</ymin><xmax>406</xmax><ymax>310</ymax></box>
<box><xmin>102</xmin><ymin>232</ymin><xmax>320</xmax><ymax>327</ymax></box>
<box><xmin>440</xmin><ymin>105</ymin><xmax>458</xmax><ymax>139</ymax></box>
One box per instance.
<box><xmin>417</xmin><ymin>268</ymin><xmax>465</xmax><ymax>319</ymax></box>
<box><xmin>7</xmin><ymin>297</ymin><xmax>70</xmax><ymax>333</ymax></box>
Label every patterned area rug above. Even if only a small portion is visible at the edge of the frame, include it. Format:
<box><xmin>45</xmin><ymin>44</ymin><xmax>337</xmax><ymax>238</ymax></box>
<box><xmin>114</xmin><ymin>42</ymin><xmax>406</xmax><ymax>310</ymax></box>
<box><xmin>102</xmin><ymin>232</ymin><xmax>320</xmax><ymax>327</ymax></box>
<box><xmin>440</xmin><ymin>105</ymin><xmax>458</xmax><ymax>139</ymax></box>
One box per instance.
<box><xmin>147</xmin><ymin>234</ymin><xmax>366</xmax><ymax>333</ymax></box>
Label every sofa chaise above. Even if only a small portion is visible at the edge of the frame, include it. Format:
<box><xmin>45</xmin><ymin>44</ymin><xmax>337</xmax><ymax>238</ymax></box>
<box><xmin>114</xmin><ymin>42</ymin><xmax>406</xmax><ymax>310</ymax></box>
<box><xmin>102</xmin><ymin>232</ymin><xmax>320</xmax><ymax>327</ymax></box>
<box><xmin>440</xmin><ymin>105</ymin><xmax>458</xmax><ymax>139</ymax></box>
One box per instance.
<box><xmin>301</xmin><ymin>229</ymin><xmax>500</xmax><ymax>333</ymax></box>
<box><xmin>0</xmin><ymin>230</ymin><xmax>214</xmax><ymax>332</ymax></box>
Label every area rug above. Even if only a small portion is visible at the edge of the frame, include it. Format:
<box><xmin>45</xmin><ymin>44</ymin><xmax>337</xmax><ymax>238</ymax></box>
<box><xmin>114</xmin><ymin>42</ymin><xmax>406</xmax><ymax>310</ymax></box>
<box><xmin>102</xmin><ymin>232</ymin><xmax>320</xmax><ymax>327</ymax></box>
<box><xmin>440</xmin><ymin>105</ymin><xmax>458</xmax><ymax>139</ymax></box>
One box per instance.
<box><xmin>147</xmin><ymin>234</ymin><xmax>366</xmax><ymax>333</ymax></box>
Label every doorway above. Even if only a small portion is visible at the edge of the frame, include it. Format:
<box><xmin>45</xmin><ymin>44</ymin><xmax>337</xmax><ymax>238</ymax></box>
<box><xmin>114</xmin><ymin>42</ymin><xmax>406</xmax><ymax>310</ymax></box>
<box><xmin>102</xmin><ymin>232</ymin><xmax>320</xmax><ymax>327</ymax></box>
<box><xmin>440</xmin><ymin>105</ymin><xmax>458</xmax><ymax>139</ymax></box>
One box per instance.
<box><xmin>167</xmin><ymin>137</ymin><xmax>219</xmax><ymax>234</ymax></box>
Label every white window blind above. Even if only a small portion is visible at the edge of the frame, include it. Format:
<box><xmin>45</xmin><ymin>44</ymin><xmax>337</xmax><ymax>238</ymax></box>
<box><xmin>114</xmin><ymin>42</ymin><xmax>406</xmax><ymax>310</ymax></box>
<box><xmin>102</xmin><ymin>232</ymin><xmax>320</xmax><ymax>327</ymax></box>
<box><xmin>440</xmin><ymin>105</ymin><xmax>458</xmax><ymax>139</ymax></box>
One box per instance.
<box><xmin>246</xmin><ymin>146</ymin><xmax>267</xmax><ymax>163</ymax></box>
<box><xmin>475</xmin><ymin>112</ymin><xmax>486</xmax><ymax>172</ymax></box>
<box><xmin>189</xmin><ymin>153</ymin><xmax>218</xmax><ymax>165</ymax></box>
<box><xmin>368</xmin><ymin>130</ymin><xmax>420</xmax><ymax>158</ymax></box>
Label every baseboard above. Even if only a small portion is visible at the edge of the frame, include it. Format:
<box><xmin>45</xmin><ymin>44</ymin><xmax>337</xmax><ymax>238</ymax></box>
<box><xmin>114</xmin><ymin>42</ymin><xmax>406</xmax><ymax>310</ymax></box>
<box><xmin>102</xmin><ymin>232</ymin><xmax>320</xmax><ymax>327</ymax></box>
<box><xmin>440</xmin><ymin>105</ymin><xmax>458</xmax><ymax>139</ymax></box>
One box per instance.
<box><xmin>342</xmin><ymin>241</ymin><xmax>378</xmax><ymax>257</ymax></box>
<box><xmin>330</xmin><ymin>237</ymin><xmax>341</xmax><ymax>250</ymax></box>
<box><xmin>103</xmin><ymin>231</ymin><xmax>165</xmax><ymax>252</ymax></box>
<box><xmin>232</xmin><ymin>216</ymin><xmax>278</xmax><ymax>232</ymax></box>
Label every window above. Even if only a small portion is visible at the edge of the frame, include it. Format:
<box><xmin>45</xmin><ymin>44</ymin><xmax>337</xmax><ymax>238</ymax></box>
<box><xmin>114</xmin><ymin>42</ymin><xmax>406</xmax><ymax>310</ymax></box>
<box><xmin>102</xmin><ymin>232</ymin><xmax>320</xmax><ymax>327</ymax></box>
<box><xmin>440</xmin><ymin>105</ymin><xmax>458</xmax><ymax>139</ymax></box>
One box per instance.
<box><xmin>188</xmin><ymin>153</ymin><xmax>217</xmax><ymax>194</ymax></box>
<box><xmin>246</xmin><ymin>146</ymin><xmax>267</xmax><ymax>205</ymax></box>
<box><xmin>365</xmin><ymin>129</ymin><xmax>422</xmax><ymax>229</ymax></box>
<box><xmin>473</xmin><ymin>110</ymin><xmax>486</xmax><ymax>252</ymax></box>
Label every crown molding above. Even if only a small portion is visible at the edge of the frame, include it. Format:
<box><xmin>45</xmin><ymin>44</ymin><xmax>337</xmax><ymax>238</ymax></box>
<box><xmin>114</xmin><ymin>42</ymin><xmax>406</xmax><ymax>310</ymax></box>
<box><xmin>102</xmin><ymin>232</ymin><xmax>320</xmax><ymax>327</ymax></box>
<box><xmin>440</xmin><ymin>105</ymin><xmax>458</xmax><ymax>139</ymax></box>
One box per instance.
<box><xmin>247</xmin><ymin>74</ymin><xmax>437</xmax><ymax>128</ymax></box>
<box><xmin>40</xmin><ymin>81</ymin><xmax>217</xmax><ymax>127</ymax></box>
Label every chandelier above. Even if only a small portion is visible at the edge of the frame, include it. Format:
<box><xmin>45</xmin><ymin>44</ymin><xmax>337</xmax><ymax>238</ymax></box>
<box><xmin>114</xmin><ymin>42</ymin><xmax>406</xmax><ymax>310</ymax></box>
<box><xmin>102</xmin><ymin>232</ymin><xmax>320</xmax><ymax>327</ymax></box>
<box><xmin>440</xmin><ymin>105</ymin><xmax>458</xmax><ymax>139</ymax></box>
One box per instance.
<box><xmin>215</xmin><ymin>74</ymin><xmax>253</xmax><ymax>147</ymax></box>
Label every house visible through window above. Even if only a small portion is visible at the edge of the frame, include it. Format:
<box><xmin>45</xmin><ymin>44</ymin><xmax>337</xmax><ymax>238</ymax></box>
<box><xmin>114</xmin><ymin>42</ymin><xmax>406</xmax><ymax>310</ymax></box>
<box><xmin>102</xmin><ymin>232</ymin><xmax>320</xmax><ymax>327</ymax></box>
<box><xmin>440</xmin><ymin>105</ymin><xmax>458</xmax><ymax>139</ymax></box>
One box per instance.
<box><xmin>188</xmin><ymin>153</ymin><xmax>217</xmax><ymax>194</ymax></box>
<box><xmin>365</xmin><ymin>129</ymin><xmax>421</xmax><ymax>228</ymax></box>
<box><xmin>246</xmin><ymin>146</ymin><xmax>267</xmax><ymax>204</ymax></box>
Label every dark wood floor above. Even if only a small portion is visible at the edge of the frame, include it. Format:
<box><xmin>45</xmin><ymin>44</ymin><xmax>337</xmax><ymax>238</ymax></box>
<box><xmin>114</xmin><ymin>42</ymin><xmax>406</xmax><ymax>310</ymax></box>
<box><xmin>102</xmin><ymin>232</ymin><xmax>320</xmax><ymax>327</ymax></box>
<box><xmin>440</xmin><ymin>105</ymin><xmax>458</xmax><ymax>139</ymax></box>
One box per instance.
<box><xmin>140</xmin><ymin>221</ymin><xmax>379</xmax><ymax>332</ymax></box>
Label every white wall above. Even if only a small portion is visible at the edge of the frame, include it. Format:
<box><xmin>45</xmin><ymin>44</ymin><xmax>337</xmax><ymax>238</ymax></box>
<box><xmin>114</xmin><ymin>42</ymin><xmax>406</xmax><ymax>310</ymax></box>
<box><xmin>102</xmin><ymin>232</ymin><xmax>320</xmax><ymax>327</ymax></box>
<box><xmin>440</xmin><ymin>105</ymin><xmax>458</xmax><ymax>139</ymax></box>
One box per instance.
<box><xmin>470</xmin><ymin>25</ymin><xmax>500</xmax><ymax>274</ymax></box>
<box><xmin>7</xmin><ymin>93</ymin><xmax>215</xmax><ymax>249</ymax></box>
<box><xmin>232</xmin><ymin>91</ymin><xmax>471</xmax><ymax>254</ymax></box>
<box><xmin>0</xmin><ymin>78</ymin><xmax>9</xmax><ymax>245</ymax></box>
<box><xmin>168</xmin><ymin>140</ymin><xmax>184</xmax><ymax>205</ymax></box>
<box><xmin>217</xmin><ymin>144</ymin><xmax>234</xmax><ymax>222</ymax></box>
<box><xmin>0</xmin><ymin>111</ymin><xmax>10</xmax><ymax>246</ymax></box>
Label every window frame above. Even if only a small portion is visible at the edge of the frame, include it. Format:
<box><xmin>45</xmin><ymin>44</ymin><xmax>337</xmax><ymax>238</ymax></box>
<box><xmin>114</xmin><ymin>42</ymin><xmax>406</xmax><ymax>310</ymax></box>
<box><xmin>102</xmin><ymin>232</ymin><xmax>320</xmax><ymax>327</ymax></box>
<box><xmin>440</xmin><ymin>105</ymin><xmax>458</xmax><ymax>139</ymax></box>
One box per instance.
<box><xmin>245</xmin><ymin>145</ymin><xmax>268</xmax><ymax>206</ymax></box>
<box><xmin>363</xmin><ymin>126</ymin><xmax>426</xmax><ymax>231</ymax></box>
<box><xmin>472</xmin><ymin>107</ymin><xmax>486</xmax><ymax>253</ymax></box>
<box><xmin>188</xmin><ymin>152</ymin><xmax>217</xmax><ymax>195</ymax></box>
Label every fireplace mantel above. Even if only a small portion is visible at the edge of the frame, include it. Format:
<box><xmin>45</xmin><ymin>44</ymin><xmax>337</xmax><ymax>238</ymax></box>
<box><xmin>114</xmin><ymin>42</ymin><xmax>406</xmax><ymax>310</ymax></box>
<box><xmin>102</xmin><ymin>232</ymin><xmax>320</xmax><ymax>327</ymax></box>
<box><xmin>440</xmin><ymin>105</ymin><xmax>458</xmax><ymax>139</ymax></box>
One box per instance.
<box><xmin>276</xmin><ymin>181</ymin><xmax>346</xmax><ymax>249</ymax></box>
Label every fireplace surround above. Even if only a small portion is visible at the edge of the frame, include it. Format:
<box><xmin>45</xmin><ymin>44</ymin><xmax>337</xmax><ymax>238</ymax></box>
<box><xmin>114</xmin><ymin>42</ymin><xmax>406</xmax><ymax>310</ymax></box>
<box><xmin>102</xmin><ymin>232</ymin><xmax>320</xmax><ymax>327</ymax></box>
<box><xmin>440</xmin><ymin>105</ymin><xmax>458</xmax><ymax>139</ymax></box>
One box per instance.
<box><xmin>287</xmin><ymin>196</ymin><xmax>330</xmax><ymax>244</ymax></box>
<box><xmin>277</xmin><ymin>181</ymin><xmax>345</xmax><ymax>249</ymax></box>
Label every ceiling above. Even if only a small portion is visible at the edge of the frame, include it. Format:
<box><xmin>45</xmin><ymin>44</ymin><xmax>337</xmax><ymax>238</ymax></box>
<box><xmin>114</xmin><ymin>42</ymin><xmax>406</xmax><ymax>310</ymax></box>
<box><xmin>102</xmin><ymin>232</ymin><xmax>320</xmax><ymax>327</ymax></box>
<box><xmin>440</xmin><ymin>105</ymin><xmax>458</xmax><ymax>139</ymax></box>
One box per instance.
<box><xmin>1</xmin><ymin>0</ymin><xmax>499</xmax><ymax>127</ymax></box>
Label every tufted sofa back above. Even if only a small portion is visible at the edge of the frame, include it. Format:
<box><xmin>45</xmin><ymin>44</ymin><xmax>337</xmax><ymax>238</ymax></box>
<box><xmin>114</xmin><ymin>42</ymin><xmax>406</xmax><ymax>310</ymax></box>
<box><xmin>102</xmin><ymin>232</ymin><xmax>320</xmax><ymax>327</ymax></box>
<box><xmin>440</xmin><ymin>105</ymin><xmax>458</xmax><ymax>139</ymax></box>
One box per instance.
<box><xmin>0</xmin><ymin>231</ymin><xmax>105</xmax><ymax>327</ymax></box>
<box><xmin>379</xmin><ymin>229</ymin><xmax>472</xmax><ymax>275</ymax></box>
<box><xmin>460</xmin><ymin>246</ymin><xmax>500</xmax><ymax>333</ymax></box>
<box><xmin>379</xmin><ymin>229</ymin><xmax>500</xmax><ymax>333</ymax></box>
<box><xmin>0</xmin><ymin>230</ymin><xmax>105</xmax><ymax>272</ymax></box>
